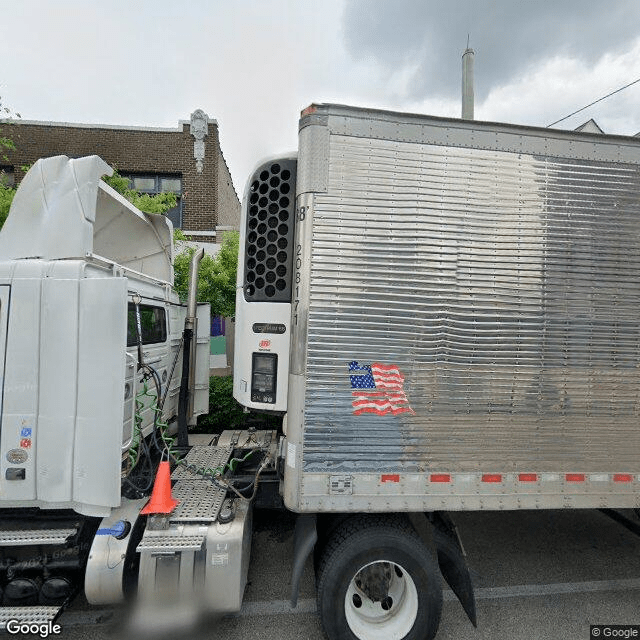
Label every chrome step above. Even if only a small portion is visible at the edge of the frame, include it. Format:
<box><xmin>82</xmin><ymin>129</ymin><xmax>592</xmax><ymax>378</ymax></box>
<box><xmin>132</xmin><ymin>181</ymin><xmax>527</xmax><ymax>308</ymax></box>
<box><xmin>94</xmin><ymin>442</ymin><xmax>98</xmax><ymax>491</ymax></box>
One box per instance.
<box><xmin>0</xmin><ymin>605</ymin><xmax>62</xmax><ymax>630</ymax></box>
<box><xmin>0</xmin><ymin>528</ymin><xmax>75</xmax><ymax>546</ymax></box>
<box><xmin>136</xmin><ymin>529</ymin><xmax>207</xmax><ymax>553</ymax></box>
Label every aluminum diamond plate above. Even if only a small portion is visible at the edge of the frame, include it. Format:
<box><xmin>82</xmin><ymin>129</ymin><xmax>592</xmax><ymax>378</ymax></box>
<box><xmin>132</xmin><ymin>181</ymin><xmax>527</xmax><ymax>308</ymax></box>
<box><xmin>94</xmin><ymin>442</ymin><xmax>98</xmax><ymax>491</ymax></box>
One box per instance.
<box><xmin>170</xmin><ymin>480</ymin><xmax>227</xmax><ymax>522</ymax></box>
<box><xmin>171</xmin><ymin>446</ymin><xmax>232</xmax><ymax>481</ymax></box>
<box><xmin>0</xmin><ymin>606</ymin><xmax>61</xmax><ymax>629</ymax></box>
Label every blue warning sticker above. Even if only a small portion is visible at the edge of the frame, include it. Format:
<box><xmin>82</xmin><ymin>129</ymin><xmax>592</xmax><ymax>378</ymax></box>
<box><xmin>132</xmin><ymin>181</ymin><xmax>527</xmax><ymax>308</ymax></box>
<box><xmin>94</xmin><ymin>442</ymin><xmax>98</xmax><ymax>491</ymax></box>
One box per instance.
<box><xmin>21</xmin><ymin>427</ymin><xmax>32</xmax><ymax>438</ymax></box>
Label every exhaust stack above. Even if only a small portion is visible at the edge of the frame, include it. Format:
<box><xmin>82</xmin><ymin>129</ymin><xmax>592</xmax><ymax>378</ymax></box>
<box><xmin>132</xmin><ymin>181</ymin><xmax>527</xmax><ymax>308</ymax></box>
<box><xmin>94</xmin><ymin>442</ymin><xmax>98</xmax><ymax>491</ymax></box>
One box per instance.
<box><xmin>177</xmin><ymin>247</ymin><xmax>205</xmax><ymax>448</ymax></box>
<box><xmin>462</xmin><ymin>47</ymin><xmax>475</xmax><ymax>120</ymax></box>
<box><xmin>186</xmin><ymin>247</ymin><xmax>205</xmax><ymax>325</ymax></box>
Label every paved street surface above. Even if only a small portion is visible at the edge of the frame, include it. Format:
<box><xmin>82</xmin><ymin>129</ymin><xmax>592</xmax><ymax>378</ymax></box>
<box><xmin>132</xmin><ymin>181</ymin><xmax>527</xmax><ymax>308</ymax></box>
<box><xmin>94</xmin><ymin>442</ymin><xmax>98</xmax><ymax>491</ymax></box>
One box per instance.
<box><xmin>53</xmin><ymin>508</ymin><xmax>640</xmax><ymax>640</ymax></box>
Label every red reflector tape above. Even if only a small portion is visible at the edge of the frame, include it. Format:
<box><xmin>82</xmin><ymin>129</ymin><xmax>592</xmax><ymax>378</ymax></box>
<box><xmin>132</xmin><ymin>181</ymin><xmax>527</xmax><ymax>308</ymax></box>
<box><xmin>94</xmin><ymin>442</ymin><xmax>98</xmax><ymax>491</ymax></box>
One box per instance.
<box><xmin>482</xmin><ymin>474</ymin><xmax>502</xmax><ymax>483</ymax></box>
<box><xmin>518</xmin><ymin>473</ymin><xmax>538</xmax><ymax>482</ymax></box>
<box><xmin>565</xmin><ymin>473</ymin><xmax>585</xmax><ymax>482</ymax></box>
<box><xmin>430</xmin><ymin>474</ymin><xmax>451</xmax><ymax>483</ymax></box>
<box><xmin>381</xmin><ymin>474</ymin><xmax>400</xmax><ymax>483</ymax></box>
<box><xmin>613</xmin><ymin>474</ymin><xmax>633</xmax><ymax>483</ymax></box>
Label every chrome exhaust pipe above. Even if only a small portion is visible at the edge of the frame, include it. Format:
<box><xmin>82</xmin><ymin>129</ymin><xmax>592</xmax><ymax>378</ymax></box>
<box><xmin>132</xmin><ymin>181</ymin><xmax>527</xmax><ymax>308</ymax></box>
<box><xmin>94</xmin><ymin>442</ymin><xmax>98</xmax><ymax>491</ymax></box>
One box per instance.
<box><xmin>177</xmin><ymin>247</ymin><xmax>205</xmax><ymax>448</ymax></box>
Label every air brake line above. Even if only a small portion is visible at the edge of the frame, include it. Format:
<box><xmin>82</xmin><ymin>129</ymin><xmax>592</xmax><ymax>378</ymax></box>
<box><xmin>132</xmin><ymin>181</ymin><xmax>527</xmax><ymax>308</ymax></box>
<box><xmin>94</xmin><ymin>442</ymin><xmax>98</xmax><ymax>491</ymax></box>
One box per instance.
<box><xmin>132</xmin><ymin>363</ymin><xmax>271</xmax><ymax>501</ymax></box>
<box><xmin>128</xmin><ymin>292</ymin><xmax>272</xmax><ymax>500</ymax></box>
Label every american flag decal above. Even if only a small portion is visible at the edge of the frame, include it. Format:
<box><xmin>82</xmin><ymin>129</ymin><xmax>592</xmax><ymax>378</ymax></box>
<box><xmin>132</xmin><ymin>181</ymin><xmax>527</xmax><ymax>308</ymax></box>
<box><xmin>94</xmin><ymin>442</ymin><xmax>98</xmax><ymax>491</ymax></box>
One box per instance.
<box><xmin>348</xmin><ymin>361</ymin><xmax>415</xmax><ymax>416</ymax></box>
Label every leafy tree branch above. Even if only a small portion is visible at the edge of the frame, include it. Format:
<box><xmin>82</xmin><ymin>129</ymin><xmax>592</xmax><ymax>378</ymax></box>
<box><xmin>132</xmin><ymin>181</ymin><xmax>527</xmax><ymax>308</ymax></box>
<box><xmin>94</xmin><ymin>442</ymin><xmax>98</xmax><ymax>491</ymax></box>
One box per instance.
<box><xmin>102</xmin><ymin>170</ymin><xmax>177</xmax><ymax>214</ymax></box>
<box><xmin>173</xmin><ymin>231</ymin><xmax>239</xmax><ymax>318</ymax></box>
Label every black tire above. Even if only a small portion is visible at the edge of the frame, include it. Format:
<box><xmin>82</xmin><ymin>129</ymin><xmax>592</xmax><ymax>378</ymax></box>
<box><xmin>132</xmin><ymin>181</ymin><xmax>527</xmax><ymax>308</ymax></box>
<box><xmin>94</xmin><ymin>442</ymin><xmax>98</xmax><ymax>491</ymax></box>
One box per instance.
<box><xmin>317</xmin><ymin>514</ymin><xmax>442</xmax><ymax>640</ymax></box>
<box><xmin>314</xmin><ymin>514</ymin><xmax>351</xmax><ymax>573</ymax></box>
<box><xmin>634</xmin><ymin>508</ymin><xmax>640</xmax><ymax>520</ymax></box>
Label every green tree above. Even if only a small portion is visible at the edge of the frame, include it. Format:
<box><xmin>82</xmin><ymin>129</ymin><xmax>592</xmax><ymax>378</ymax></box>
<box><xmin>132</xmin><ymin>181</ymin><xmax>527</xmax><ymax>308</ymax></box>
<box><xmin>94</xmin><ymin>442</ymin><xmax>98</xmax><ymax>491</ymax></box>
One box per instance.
<box><xmin>0</xmin><ymin>95</ymin><xmax>20</xmax><ymax>162</ymax></box>
<box><xmin>0</xmin><ymin>135</ymin><xmax>15</xmax><ymax>162</ymax></box>
<box><xmin>0</xmin><ymin>97</ymin><xmax>20</xmax><ymax>225</ymax></box>
<box><xmin>0</xmin><ymin>182</ymin><xmax>15</xmax><ymax>228</ymax></box>
<box><xmin>173</xmin><ymin>231</ymin><xmax>239</xmax><ymax>318</ymax></box>
<box><xmin>103</xmin><ymin>169</ymin><xmax>177</xmax><ymax>214</ymax></box>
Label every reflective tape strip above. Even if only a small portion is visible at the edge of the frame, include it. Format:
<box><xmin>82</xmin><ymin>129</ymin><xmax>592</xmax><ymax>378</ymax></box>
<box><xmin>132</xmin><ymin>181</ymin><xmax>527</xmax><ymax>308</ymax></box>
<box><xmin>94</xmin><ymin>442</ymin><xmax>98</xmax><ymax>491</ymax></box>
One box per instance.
<box><xmin>403</xmin><ymin>473</ymin><xmax>637</xmax><ymax>485</ymax></box>
<box><xmin>426</xmin><ymin>473</ymin><xmax>637</xmax><ymax>484</ymax></box>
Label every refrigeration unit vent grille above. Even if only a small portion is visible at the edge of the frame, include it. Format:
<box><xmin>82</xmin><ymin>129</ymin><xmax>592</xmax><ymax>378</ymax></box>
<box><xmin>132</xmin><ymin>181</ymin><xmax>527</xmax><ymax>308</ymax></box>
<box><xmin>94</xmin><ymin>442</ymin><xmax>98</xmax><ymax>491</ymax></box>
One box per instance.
<box><xmin>244</xmin><ymin>159</ymin><xmax>296</xmax><ymax>302</ymax></box>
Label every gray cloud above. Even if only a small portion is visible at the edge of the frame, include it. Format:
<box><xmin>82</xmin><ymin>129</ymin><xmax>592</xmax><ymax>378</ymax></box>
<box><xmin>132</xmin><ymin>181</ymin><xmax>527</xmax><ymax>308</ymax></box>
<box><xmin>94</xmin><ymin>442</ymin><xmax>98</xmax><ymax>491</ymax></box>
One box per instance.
<box><xmin>342</xmin><ymin>0</ymin><xmax>640</xmax><ymax>101</ymax></box>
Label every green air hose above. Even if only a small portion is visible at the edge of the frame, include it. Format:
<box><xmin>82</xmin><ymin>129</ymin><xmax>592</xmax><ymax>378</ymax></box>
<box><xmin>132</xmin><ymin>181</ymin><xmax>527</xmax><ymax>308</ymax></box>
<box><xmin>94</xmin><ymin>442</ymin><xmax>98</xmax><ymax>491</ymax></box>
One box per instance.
<box><xmin>128</xmin><ymin>369</ymin><xmax>269</xmax><ymax>503</ymax></box>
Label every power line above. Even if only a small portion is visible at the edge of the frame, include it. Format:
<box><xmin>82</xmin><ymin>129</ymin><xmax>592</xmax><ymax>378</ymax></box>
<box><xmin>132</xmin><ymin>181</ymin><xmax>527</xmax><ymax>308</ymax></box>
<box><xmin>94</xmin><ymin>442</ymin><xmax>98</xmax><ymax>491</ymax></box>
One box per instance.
<box><xmin>547</xmin><ymin>76</ymin><xmax>640</xmax><ymax>128</ymax></box>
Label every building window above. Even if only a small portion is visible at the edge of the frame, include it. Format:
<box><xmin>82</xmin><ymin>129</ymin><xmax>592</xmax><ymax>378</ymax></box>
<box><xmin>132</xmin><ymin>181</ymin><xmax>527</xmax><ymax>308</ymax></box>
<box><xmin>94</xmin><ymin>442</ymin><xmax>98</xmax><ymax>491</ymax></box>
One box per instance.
<box><xmin>0</xmin><ymin>166</ymin><xmax>14</xmax><ymax>188</ymax></box>
<box><xmin>132</xmin><ymin>176</ymin><xmax>156</xmax><ymax>192</ymax></box>
<box><xmin>160</xmin><ymin>177</ymin><xmax>181</xmax><ymax>193</ymax></box>
<box><xmin>123</xmin><ymin>173</ymin><xmax>183</xmax><ymax>229</ymax></box>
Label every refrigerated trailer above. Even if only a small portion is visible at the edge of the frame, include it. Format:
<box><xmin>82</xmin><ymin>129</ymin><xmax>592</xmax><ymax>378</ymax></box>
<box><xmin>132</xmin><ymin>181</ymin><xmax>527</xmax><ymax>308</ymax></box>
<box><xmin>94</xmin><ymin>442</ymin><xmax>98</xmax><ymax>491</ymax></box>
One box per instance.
<box><xmin>233</xmin><ymin>103</ymin><xmax>640</xmax><ymax>639</ymax></box>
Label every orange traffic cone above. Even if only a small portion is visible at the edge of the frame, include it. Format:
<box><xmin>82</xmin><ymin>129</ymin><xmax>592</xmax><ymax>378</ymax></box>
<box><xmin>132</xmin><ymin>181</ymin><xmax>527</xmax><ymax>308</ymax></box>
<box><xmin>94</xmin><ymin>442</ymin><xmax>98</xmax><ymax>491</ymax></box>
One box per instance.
<box><xmin>140</xmin><ymin>461</ymin><xmax>179</xmax><ymax>515</ymax></box>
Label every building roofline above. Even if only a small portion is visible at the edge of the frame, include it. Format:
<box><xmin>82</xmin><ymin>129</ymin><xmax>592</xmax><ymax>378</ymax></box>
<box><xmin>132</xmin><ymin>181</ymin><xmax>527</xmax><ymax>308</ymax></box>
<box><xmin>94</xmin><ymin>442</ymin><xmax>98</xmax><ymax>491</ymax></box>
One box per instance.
<box><xmin>1</xmin><ymin>116</ymin><xmax>218</xmax><ymax>132</ymax></box>
<box><xmin>217</xmin><ymin>146</ymin><xmax>240</xmax><ymax>203</ymax></box>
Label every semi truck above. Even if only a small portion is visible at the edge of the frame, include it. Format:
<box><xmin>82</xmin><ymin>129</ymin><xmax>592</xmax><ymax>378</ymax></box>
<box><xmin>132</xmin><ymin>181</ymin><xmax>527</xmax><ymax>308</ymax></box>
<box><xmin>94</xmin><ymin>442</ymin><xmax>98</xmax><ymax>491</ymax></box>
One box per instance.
<box><xmin>1</xmin><ymin>104</ymin><xmax>640</xmax><ymax>640</ymax></box>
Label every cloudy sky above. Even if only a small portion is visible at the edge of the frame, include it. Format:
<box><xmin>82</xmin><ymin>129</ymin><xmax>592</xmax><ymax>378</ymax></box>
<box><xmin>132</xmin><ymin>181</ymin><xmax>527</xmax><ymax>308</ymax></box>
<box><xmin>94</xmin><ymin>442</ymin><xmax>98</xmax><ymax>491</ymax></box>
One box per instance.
<box><xmin>2</xmin><ymin>0</ymin><xmax>640</xmax><ymax>195</ymax></box>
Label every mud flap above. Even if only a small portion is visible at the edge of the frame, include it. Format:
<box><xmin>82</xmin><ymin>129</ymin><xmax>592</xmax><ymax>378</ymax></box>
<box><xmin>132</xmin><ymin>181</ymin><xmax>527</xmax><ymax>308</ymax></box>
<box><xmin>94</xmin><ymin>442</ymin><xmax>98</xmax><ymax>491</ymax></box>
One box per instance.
<box><xmin>290</xmin><ymin>514</ymin><xmax>317</xmax><ymax>607</ymax></box>
<box><xmin>430</xmin><ymin>512</ymin><xmax>477</xmax><ymax>627</ymax></box>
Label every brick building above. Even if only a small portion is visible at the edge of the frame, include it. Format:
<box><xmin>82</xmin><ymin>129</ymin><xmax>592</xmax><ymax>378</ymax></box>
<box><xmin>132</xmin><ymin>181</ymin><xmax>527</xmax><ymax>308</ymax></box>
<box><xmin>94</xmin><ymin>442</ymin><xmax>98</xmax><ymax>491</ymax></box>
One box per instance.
<box><xmin>0</xmin><ymin>109</ymin><xmax>240</xmax><ymax>245</ymax></box>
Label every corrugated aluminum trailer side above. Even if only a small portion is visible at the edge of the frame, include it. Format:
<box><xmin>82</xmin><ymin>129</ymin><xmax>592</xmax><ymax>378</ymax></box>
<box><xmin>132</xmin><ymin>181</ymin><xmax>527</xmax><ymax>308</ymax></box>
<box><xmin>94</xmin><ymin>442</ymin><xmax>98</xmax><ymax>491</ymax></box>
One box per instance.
<box><xmin>283</xmin><ymin>104</ymin><xmax>640</xmax><ymax>513</ymax></box>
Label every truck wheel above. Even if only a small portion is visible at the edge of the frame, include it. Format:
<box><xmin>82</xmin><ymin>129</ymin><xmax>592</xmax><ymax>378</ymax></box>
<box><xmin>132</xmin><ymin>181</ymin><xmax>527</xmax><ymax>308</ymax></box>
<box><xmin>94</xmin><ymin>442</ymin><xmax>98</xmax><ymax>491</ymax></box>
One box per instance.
<box><xmin>317</xmin><ymin>515</ymin><xmax>442</xmax><ymax>640</ymax></box>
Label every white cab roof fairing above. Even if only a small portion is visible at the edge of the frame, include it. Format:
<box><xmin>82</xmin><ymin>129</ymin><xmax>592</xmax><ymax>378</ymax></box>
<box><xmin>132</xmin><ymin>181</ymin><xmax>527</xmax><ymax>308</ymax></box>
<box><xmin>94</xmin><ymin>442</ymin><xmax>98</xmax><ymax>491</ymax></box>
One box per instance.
<box><xmin>94</xmin><ymin>182</ymin><xmax>174</xmax><ymax>283</ymax></box>
<box><xmin>0</xmin><ymin>155</ymin><xmax>174</xmax><ymax>284</ymax></box>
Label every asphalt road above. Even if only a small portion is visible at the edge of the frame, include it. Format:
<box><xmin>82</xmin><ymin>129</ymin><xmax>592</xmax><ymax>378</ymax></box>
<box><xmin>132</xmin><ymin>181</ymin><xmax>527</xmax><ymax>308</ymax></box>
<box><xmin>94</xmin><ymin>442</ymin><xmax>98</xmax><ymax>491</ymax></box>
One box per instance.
<box><xmin>52</xmin><ymin>508</ymin><xmax>640</xmax><ymax>640</ymax></box>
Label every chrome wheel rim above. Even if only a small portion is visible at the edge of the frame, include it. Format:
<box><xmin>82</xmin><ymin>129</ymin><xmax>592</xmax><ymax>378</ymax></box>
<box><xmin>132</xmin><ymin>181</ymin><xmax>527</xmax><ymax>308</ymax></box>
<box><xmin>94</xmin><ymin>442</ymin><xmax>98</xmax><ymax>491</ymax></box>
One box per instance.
<box><xmin>344</xmin><ymin>560</ymin><xmax>419</xmax><ymax>640</ymax></box>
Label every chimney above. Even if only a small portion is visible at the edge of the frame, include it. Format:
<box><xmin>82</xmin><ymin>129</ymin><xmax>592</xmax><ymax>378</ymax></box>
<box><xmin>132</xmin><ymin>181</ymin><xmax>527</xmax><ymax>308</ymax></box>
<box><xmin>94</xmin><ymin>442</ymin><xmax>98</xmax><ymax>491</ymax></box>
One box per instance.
<box><xmin>462</xmin><ymin>47</ymin><xmax>475</xmax><ymax>120</ymax></box>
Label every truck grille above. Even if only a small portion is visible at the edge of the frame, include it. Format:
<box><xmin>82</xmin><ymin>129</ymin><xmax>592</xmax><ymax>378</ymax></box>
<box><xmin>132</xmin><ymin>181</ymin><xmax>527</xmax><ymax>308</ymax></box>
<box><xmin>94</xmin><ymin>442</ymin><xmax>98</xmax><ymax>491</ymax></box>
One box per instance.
<box><xmin>244</xmin><ymin>159</ymin><xmax>296</xmax><ymax>302</ymax></box>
